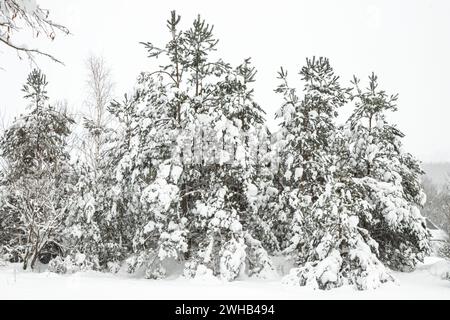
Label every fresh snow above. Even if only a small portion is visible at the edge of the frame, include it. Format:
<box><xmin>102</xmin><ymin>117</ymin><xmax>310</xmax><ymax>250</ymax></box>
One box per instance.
<box><xmin>0</xmin><ymin>257</ymin><xmax>448</xmax><ymax>300</ymax></box>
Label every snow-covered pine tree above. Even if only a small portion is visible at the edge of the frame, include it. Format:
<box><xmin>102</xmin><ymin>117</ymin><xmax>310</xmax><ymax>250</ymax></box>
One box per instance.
<box><xmin>275</xmin><ymin>57</ymin><xmax>345</xmax><ymax>286</ymax></box>
<box><xmin>0</xmin><ymin>69</ymin><xmax>74</xmax><ymax>270</ymax></box>
<box><xmin>274</xmin><ymin>57</ymin><xmax>348</xmax><ymax>255</ymax></box>
<box><xmin>275</xmin><ymin>58</ymin><xmax>395</xmax><ymax>290</ymax></box>
<box><xmin>344</xmin><ymin>73</ymin><xmax>431</xmax><ymax>271</ymax></box>
<box><xmin>199</xmin><ymin>57</ymin><xmax>277</xmax><ymax>278</ymax></box>
<box><xmin>176</xmin><ymin>18</ymin><xmax>274</xmax><ymax>280</ymax></box>
<box><xmin>104</xmin><ymin>11</ymin><xmax>275</xmax><ymax>280</ymax></box>
<box><xmin>115</xmin><ymin>82</ymin><xmax>188</xmax><ymax>279</ymax></box>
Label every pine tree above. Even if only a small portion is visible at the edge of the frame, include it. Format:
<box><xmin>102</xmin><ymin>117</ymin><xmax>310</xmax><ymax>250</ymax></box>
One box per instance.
<box><xmin>345</xmin><ymin>73</ymin><xmax>431</xmax><ymax>271</ymax></box>
<box><xmin>275</xmin><ymin>58</ymin><xmax>395</xmax><ymax>290</ymax></box>
<box><xmin>274</xmin><ymin>57</ymin><xmax>348</xmax><ymax>254</ymax></box>
<box><xmin>103</xmin><ymin>11</ymin><xmax>275</xmax><ymax>280</ymax></box>
<box><xmin>0</xmin><ymin>69</ymin><xmax>74</xmax><ymax>269</ymax></box>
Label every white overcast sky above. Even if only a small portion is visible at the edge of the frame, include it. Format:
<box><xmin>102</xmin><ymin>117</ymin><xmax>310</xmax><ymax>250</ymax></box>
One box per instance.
<box><xmin>1</xmin><ymin>0</ymin><xmax>449</xmax><ymax>162</ymax></box>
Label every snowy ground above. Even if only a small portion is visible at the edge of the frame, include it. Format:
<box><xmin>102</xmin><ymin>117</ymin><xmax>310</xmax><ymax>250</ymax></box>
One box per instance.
<box><xmin>0</xmin><ymin>257</ymin><xmax>449</xmax><ymax>300</ymax></box>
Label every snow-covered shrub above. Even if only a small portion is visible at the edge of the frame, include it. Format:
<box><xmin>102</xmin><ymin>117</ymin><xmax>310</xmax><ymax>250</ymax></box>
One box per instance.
<box><xmin>48</xmin><ymin>257</ymin><xmax>68</xmax><ymax>274</ymax></box>
<box><xmin>183</xmin><ymin>262</ymin><xmax>216</xmax><ymax>281</ymax></box>
<box><xmin>106</xmin><ymin>261</ymin><xmax>121</xmax><ymax>274</ymax></box>
<box><xmin>429</xmin><ymin>259</ymin><xmax>450</xmax><ymax>281</ymax></box>
<box><xmin>48</xmin><ymin>253</ymin><xmax>95</xmax><ymax>274</ymax></box>
<box><xmin>219</xmin><ymin>237</ymin><xmax>247</xmax><ymax>281</ymax></box>
<box><xmin>124</xmin><ymin>254</ymin><xmax>145</xmax><ymax>274</ymax></box>
<box><xmin>145</xmin><ymin>262</ymin><xmax>167</xmax><ymax>280</ymax></box>
<box><xmin>124</xmin><ymin>252</ymin><xmax>168</xmax><ymax>279</ymax></box>
<box><xmin>283</xmin><ymin>248</ymin><xmax>343</xmax><ymax>290</ymax></box>
<box><xmin>438</xmin><ymin>241</ymin><xmax>450</xmax><ymax>260</ymax></box>
<box><xmin>244</xmin><ymin>233</ymin><xmax>276</xmax><ymax>279</ymax></box>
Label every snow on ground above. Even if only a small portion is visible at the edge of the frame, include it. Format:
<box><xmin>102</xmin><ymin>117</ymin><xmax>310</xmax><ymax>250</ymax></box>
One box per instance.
<box><xmin>0</xmin><ymin>257</ymin><xmax>449</xmax><ymax>300</ymax></box>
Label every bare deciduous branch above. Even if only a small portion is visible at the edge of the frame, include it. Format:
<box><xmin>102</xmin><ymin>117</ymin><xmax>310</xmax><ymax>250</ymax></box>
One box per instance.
<box><xmin>0</xmin><ymin>0</ymin><xmax>69</xmax><ymax>65</ymax></box>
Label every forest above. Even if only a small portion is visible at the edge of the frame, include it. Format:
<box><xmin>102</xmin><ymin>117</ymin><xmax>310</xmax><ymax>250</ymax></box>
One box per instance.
<box><xmin>1</xmin><ymin>1</ymin><xmax>449</xmax><ymax>293</ymax></box>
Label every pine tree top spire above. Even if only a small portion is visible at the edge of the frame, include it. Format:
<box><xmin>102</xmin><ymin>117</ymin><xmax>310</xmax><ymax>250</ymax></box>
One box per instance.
<box><xmin>167</xmin><ymin>10</ymin><xmax>181</xmax><ymax>33</ymax></box>
<box><xmin>22</xmin><ymin>68</ymin><xmax>49</xmax><ymax>111</ymax></box>
<box><xmin>350</xmin><ymin>73</ymin><xmax>398</xmax><ymax>123</ymax></box>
